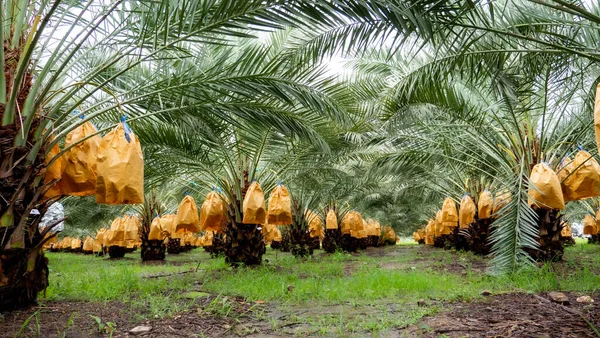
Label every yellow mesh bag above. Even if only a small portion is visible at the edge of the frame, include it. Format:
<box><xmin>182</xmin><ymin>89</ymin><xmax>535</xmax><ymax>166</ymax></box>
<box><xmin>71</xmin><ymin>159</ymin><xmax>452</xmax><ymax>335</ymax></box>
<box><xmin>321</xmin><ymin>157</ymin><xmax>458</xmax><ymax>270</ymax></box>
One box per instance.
<box><xmin>478</xmin><ymin>189</ymin><xmax>493</xmax><ymax>219</ymax></box>
<box><xmin>341</xmin><ymin>211</ymin><xmax>362</xmax><ymax>234</ymax></box>
<box><xmin>175</xmin><ymin>195</ymin><xmax>200</xmax><ymax>233</ymax></box>
<box><xmin>43</xmin><ymin>140</ymin><xmax>64</xmax><ymax>199</ymax></box>
<box><xmin>561</xmin><ymin>150</ymin><xmax>600</xmax><ymax>201</ymax></box>
<box><xmin>560</xmin><ymin>224</ymin><xmax>572</xmax><ymax>238</ymax></box>
<box><xmin>584</xmin><ymin>214</ymin><xmax>596</xmax><ymax>235</ymax></box>
<box><xmin>200</xmin><ymin>191</ymin><xmax>226</xmax><ymax>233</ymax></box>
<box><xmin>95</xmin><ymin>123</ymin><xmax>144</xmax><ymax>204</ymax></box>
<box><xmin>306</xmin><ymin>210</ymin><xmax>323</xmax><ymax>238</ymax></box>
<box><xmin>325</xmin><ymin>209</ymin><xmax>338</xmax><ymax>230</ymax></box>
<box><xmin>441</xmin><ymin>197</ymin><xmax>458</xmax><ymax>228</ymax></box>
<box><xmin>459</xmin><ymin>195</ymin><xmax>476</xmax><ymax>229</ymax></box>
<box><xmin>62</xmin><ymin>121</ymin><xmax>101</xmax><ymax>196</ymax></box>
<box><xmin>242</xmin><ymin>181</ymin><xmax>266</xmax><ymax>224</ymax></box>
<box><xmin>528</xmin><ymin>163</ymin><xmax>565</xmax><ymax>209</ymax></box>
<box><xmin>267</xmin><ymin>184</ymin><xmax>292</xmax><ymax>226</ymax></box>
<box><xmin>82</xmin><ymin>236</ymin><xmax>94</xmax><ymax>251</ymax></box>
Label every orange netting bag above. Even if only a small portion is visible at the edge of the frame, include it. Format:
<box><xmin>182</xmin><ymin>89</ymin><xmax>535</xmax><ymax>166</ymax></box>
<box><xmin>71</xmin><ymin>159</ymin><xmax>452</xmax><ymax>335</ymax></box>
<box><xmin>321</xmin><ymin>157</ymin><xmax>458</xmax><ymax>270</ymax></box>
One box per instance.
<box><xmin>528</xmin><ymin>163</ymin><xmax>565</xmax><ymax>210</ymax></box>
<box><xmin>267</xmin><ymin>184</ymin><xmax>292</xmax><ymax>225</ymax></box>
<box><xmin>459</xmin><ymin>194</ymin><xmax>476</xmax><ymax>229</ymax></box>
<box><xmin>242</xmin><ymin>181</ymin><xmax>266</xmax><ymax>224</ymax></box>
<box><xmin>61</xmin><ymin>121</ymin><xmax>101</xmax><ymax>196</ymax></box>
<box><xmin>175</xmin><ymin>195</ymin><xmax>200</xmax><ymax>233</ymax></box>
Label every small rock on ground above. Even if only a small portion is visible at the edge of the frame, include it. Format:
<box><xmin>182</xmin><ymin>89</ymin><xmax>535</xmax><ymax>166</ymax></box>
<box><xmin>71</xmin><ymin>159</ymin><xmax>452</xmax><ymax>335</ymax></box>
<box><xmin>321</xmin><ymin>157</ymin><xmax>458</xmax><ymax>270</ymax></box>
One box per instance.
<box><xmin>548</xmin><ymin>292</ymin><xmax>570</xmax><ymax>305</ymax></box>
<box><xmin>481</xmin><ymin>290</ymin><xmax>492</xmax><ymax>296</ymax></box>
<box><xmin>577</xmin><ymin>296</ymin><xmax>594</xmax><ymax>303</ymax></box>
<box><xmin>129</xmin><ymin>325</ymin><xmax>152</xmax><ymax>335</ymax></box>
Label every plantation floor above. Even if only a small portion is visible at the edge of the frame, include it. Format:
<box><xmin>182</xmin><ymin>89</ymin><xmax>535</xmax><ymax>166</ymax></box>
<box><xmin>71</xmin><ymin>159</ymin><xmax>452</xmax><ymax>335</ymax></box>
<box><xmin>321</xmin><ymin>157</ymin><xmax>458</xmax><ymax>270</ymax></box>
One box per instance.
<box><xmin>3</xmin><ymin>241</ymin><xmax>600</xmax><ymax>337</ymax></box>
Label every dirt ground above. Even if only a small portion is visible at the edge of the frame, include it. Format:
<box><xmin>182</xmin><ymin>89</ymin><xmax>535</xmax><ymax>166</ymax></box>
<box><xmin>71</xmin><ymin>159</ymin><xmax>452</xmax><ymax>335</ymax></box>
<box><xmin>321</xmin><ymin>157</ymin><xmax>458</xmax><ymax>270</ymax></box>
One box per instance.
<box><xmin>1</xmin><ymin>294</ymin><xmax>265</xmax><ymax>338</ymax></box>
<box><xmin>403</xmin><ymin>292</ymin><xmax>600</xmax><ymax>338</ymax></box>
<box><xmin>3</xmin><ymin>246</ymin><xmax>600</xmax><ymax>337</ymax></box>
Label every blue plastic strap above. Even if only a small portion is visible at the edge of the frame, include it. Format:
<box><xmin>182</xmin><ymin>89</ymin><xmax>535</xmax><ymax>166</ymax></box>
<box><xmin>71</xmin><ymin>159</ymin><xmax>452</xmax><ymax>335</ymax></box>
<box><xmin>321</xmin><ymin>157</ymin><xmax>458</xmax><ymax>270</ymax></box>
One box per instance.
<box><xmin>121</xmin><ymin>115</ymin><xmax>132</xmax><ymax>143</ymax></box>
<box><xmin>73</xmin><ymin>109</ymin><xmax>84</xmax><ymax>119</ymax></box>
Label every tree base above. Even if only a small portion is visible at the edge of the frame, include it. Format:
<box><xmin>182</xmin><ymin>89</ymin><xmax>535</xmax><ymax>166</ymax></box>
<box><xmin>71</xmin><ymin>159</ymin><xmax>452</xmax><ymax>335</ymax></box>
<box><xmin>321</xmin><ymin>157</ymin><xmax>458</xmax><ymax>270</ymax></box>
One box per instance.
<box><xmin>564</xmin><ymin>237</ymin><xmax>576</xmax><ymax>246</ymax></box>
<box><xmin>108</xmin><ymin>246</ymin><xmax>126</xmax><ymax>259</ymax></box>
<box><xmin>525</xmin><ymin>208</ymin><xmax>564</xmax><ymax>262</ymax></box>
<box><xmin>204</xmin><ymin>233</ymin><xmax>226</xmax><ymax>258</ymax></box>
<box><xmin>141</xmin><ymin>240</ymin><xmax>166</xmax><ymax>261</ymax></box>
<box><xmin>224</xmin><ymin>223</ymin><xmax>265</xmax><ymax>266</ymax></box>
<box><xmin>0</xmin><ymin>249</ymin><xmax>49</xmax><ymax>312</ymax></box>
<box><xmin>339</xmin><ymin>234</ymin><xmax>359</xmax><ymax>252</ymax></box>
<box><xmin>367</xmin><ymin>236</ymin><xmax>380</xmax><ymax>247</ymax></box>
<box><xmin>270</xmin><ymin>241</ymin><xmax>283</xmax><ymax>250</ymax></box>
<box><xmin>308</xmin><ymin>237</ymin><xmax>320</xmax><ymax>250</ymax></box>
<box><xmin>167</xmin><ymin>239</ymin><xmax>181</xmax><ymax>254</ymax></box>
<box><xmin>290</xmin><ymin>244</ymin><xmax>313</xmax><ymax>258</ymax></box>
<box><xmin>433</xmin><ymin>234</ymin><xmax>454</xmax><ymax>249</ymax></box>
<box><xmin>322</xmin><ymin>229</ymin><xmax>341</xmax><ymax>253</ymax></box>
<box><xmin>467</xmin><ymin>218</ymin><xmax>492</xmax><ymax>255</ymax></box>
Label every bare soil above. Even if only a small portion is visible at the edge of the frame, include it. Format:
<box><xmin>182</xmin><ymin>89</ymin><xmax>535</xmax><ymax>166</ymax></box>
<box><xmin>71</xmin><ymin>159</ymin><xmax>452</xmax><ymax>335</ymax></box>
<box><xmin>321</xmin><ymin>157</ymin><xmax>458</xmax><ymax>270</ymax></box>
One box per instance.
<box><xmin>1</xmin><ymin>294</ymin><xmax>269</xmax><ymax>338</ymax></box>
<box><xmin>404</xmin><ymin>292</ymin><xmax>600</xmax><ymax>338</ymax></box>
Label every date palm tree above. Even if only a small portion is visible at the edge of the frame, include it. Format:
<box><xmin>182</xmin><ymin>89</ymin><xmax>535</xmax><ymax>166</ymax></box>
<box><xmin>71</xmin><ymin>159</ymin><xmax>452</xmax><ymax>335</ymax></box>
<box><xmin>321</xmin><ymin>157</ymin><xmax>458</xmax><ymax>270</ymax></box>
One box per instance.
<box><xmin>0</xmin><ymin>0</ymin><xmax>362</xmax><ymax>311</ymax></box>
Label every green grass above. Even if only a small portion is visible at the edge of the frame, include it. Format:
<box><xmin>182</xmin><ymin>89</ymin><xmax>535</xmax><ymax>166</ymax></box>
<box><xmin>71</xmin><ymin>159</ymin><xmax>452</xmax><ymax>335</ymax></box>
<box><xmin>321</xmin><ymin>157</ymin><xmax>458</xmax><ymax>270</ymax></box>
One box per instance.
<box><xmin>40</xmin><ymin>242</ymin><xmax>600</xmax><ymax>335</ymax></box>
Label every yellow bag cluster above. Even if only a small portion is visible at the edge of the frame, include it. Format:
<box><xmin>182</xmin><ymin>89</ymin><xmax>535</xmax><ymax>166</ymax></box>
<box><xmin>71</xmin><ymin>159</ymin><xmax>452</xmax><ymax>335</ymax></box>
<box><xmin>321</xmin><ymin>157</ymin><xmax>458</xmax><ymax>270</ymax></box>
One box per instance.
<box><xmin>341</xmin><ymin>211</ymin><xmax>362</xmax><ymax>234</ymax></box>
<box><xmin>561</xmin><ymin>224</ymin><xmax>572</xmax><ymax>238</ymax></box>
<box><xmin>43</xmin><ymin>117</ymin><xmax>144</xmax><ymax>205</ymax></box>
<box><xmin>441</xmin><ymin>197</ymin><xmax>458</xmax><ymax>229</ymax></box>
<box><xmin>43</xmin><ymin>139</ymin><xmax>64</xmax><ymax>199</ymax></box>
<box><xmin>261</xmin><ymin>222</ymin><xmax>278</xmax><ymax>243</ymax></box>
<box><xmin>381</xmin><ymin>226</ymin><xmax>397</xmax><ymax>243</ymax></box>
<box><xmin>493</xmin><ymin>190</ymin><xmax>511</xmax><ymax>215</ymax></box>
<box><xmin>425</xmin><ymin>220</ymin><xmax>435</xmax><ymax>245</ymax></box>
<box><xmin>123</xmin><ymin>215</ymin><xmax>141</xmax><ymax>247</ymax></box>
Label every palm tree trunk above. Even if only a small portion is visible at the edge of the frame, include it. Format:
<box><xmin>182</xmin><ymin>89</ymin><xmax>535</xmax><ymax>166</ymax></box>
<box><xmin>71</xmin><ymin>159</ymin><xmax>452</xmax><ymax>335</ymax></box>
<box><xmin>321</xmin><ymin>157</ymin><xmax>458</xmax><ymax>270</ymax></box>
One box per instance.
<box><xmin>141</xmin><ymin>239</ymin><xmax>166</xmax><ymax>261</ymax></box>
<box><xmin>322</xmin><ymin>229</ymin><xmax>341</xmax><ymax>253</ymax></box>
<box><xmin>526</xmin><ymin>208</ymin><xmax>564</xmax><ymax>262</ymax></box>
<box><xmin>288</xmin><ymin>224</ymin><xmax>313</xmax><ymax>258</ymax></box>
<box><xmin>223</xmin><ymin>220</ymin><xmax>265</xmax><ymax>265</ymax></box>
<box><xmin>467</xmin><ymin>214</ymin><xmax>492</xmax><ymax>255</ymax></box>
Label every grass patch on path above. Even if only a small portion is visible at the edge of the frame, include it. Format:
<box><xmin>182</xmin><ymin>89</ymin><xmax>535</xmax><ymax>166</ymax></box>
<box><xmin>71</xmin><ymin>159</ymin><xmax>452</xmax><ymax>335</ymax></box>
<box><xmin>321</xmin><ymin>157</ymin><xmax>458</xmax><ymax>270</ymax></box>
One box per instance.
<box><xmin>39</xmin><ymin>242</ymin><xmax>600</xmax><ymax>336</ymax></box>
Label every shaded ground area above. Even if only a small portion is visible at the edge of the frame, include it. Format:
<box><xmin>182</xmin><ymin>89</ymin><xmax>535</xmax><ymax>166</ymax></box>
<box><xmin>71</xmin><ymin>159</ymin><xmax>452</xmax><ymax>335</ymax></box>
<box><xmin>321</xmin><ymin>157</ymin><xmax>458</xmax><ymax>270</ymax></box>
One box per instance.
<box><xmin>405</xmin><ymin>292</ymin><xmax>600</xmax><ymax>338</ymax></box>
<box><xmin>3</xmin><ymin>243</ymin><xmax>600</xmax><ymax>337</ymax></box>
